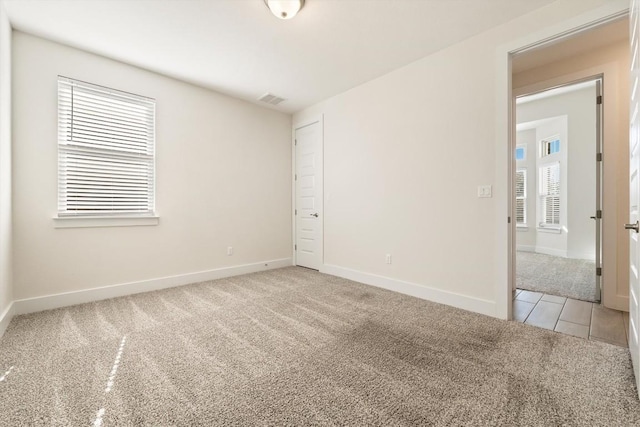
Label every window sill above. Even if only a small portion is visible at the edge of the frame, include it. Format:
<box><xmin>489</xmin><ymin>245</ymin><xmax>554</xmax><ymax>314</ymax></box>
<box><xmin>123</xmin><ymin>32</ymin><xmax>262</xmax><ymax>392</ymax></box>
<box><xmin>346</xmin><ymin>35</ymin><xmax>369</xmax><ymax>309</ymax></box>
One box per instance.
<box><xmin>53</xmin><ymin>215</ymin><xmax>159</xmax><ymax>229</ymax></box>
<box><xmin>537</xmin><ymin>226</ymin><xmax>561</xmax><ymax>234</ymax></box>
<box><xmin>516</xmin><ymin>225</ymin><xmax>529</xmax><ymax>231</ymax></box>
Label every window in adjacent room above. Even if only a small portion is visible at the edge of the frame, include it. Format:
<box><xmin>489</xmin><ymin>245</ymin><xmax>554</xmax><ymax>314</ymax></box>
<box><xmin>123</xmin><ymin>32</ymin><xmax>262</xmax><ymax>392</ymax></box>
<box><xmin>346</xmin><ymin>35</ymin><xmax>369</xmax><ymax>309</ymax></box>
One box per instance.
<box><xmin>539</xmin><ymin>162</ymin><xmax>560</xmax><ymax>228</ymax></box>
<box><xmin>515</xmin><ymin>168</ymin><xmax>527</xmax><ymax>226</ymax></box>
<box><xmin>57</xmin><ymin>76</ymin><xmax>156</xmax><ymax>219</ymax></box>
<box><xmin>540</xmin><ymin>136</ymin><xmax>560</xmax><ymax>157</ymax></box>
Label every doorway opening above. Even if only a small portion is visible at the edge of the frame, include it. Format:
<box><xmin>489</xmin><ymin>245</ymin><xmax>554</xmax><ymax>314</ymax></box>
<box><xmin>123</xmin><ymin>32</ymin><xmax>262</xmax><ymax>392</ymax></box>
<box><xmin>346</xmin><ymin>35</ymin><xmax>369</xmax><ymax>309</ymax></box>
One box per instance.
<box><xmin>514</xmin><ymin>78</ymin><xmax>602</xmax><ymax>303</ymax></box>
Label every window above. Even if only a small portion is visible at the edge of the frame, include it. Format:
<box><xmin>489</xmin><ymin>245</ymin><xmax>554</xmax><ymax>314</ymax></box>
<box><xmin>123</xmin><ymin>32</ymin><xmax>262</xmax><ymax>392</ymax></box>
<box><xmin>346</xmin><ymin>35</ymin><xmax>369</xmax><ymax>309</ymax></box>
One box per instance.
<box><xmin>515</xmin><ymin>169</ymin><xmax>526</xmax><ymax>225</ymax></box>
<box><xmin>57</xmin><ymin>77</ymin><xmax>155</xmax><ymax>219</ymax></box>
<box><xmin>539</xmin><ymin>163</ymin><xmax>560</xmax><ymax>227</ymax></box>
<box><xmin>515</xmin><ymin>146</ymin><xmax>526</xmax><ymax>161</ymax></box>
<box><xmin>541</xmin><ymin>137</ymin><xmax>560</xmax><ymax>157</ymax></box>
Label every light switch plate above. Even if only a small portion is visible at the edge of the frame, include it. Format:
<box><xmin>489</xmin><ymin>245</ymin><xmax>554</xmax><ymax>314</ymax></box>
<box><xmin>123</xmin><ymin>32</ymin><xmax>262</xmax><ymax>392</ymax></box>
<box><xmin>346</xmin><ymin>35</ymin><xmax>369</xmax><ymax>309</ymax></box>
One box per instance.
<box><xmin>478</xmin><ymin>185</ymin><xmax>492</xmax><ymax>198</ymax></box>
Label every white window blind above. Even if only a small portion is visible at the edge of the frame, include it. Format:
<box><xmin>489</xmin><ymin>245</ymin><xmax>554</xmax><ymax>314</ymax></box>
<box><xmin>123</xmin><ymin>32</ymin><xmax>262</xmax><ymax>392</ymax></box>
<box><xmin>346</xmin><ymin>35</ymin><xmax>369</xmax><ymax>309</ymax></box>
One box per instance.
<box><xmin>539</xmin><ymin>163</ymin><xmax>560</xmax><ymax>227</ymax></box>
<box><xmin>58</xmin><ymin>77</ymin><xmax>155</xmax><ymax>217</ymax></box>
<box><xmin>515</xmin><ymin>169</ymin><xmax>526</xmax><ymax>225</ymax></box>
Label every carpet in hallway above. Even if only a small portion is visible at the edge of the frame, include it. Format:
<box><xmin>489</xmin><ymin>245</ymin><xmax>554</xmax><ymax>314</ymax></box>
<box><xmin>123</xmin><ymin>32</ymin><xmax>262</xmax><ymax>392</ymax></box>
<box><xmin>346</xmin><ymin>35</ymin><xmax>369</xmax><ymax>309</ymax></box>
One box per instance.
<box><xmin>516</xmin><ymin>251</ymin><xmax>597</xmax><ymax>302</ymax></box>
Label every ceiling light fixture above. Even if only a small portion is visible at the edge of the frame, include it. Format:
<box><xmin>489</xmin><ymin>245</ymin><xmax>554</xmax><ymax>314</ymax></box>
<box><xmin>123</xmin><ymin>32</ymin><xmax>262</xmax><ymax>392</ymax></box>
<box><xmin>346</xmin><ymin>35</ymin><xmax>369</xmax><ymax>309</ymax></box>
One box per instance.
<box><xmin>264</xmin><ymin>0</ymin><xmax>305</xmax><ymax>20</ymax></box>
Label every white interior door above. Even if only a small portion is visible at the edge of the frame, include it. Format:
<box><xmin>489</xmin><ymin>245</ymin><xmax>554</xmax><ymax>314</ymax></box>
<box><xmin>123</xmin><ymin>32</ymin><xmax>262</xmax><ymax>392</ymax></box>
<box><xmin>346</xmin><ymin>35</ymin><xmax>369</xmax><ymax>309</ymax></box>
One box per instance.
<box><xmin>295</xmin><ymin>120</ymin><xmax>323</xmax><ymax>270</ymax></box>
<box><xmin>628</xmin><ymin>0</ymin><xmax>640</xmax><ymax>398</ymax></box>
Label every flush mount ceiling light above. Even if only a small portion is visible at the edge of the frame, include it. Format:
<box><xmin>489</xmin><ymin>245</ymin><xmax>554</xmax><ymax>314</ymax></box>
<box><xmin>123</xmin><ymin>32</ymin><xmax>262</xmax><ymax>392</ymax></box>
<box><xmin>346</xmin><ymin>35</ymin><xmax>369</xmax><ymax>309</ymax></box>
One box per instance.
<box><xmin>264</xmin><ymin>0</ymin><xmax>305</xmax><ymax>20</ymax></box>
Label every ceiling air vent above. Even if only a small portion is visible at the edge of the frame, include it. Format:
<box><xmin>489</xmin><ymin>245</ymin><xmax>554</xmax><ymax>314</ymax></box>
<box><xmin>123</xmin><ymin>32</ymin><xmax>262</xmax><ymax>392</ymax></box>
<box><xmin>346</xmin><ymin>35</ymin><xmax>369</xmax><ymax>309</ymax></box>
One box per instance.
<box><xmin>259</xmin><ymin>93</ymin><xmax>286</xmax><ymax>105</ymax></box>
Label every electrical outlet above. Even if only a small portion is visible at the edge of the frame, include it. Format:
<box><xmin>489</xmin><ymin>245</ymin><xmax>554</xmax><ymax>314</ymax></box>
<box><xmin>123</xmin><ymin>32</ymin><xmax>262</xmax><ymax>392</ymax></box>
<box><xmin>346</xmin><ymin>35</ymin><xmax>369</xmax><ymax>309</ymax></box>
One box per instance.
<box><xmin>385</xmin><ymin>254</ymin><xmax>392</xmax><ymax>264</ymax></box>
<box><xmin>227</xmin><ymin>246</ymin><xmax>233</xmax><ymax>256</ymax></box>
<box><xmin>478</xmin><ymin>185</ymin><xmax>492</xmax><ymax>198</ymax></box>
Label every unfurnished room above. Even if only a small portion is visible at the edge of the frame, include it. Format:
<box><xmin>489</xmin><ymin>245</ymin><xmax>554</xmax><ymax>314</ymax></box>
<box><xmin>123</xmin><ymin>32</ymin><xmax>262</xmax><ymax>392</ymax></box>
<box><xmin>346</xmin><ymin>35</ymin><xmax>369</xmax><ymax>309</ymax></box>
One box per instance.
<box><xmin>1</xmin><ymin>0</ymin><xmax>640</xmax><ymax>425</ymax></box>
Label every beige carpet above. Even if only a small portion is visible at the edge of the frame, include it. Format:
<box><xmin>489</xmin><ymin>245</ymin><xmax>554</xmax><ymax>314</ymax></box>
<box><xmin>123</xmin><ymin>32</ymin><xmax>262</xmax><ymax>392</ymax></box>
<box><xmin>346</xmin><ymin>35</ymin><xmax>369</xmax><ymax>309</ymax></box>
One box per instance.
<box><xmin>517</xmin><ymin>251</ymin><xmax>597</xmax><ymax>302</ymax></box>
<box><xmin>0</xmin><ymin>267</ymin><xmax>638</xmax><ymax>425</ymax></box>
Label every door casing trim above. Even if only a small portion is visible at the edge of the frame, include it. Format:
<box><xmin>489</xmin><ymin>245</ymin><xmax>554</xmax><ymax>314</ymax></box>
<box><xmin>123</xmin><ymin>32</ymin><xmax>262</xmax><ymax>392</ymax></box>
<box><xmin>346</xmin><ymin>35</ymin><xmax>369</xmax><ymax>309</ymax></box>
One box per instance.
<box><xmin>495</xmin><ymin>1</ymin><xmax>628</xmax><ymax>319</ymax></box>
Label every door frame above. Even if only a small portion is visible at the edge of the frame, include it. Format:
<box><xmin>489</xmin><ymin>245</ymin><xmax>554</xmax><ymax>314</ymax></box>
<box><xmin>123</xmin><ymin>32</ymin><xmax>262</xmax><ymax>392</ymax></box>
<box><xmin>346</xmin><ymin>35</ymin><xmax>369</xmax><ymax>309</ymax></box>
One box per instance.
<box><xmin>513</xmin><ymin>76</ymin><xmax>604</xmax><ymax>303</ymax></box>
<box><xmin>292</xmin><ymin>115</ymin><xmax>324</xmax><ymax>268</ymax></box>
<box><xmin>494</xmin><ymin>1</ymin><xmax>628</xmax><ymax>320</ymax></box>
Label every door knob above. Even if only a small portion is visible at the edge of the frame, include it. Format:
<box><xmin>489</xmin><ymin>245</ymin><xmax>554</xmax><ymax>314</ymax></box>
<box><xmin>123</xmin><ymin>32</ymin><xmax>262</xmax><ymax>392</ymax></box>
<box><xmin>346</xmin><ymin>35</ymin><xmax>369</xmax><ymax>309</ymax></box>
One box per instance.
<box><xmin>590</xmin><ymin>216</ymin><xmax>596</xmax><ymax>220</ymax></box>
<box><xmin>310</xmin><ymin>213</ymin><xmax>319</xmax><ymax>217</ymax></box>
<box><xmin>625</xmin><ymin>221</ymin><xmax>639</xmax><ymax>233</ymax></box>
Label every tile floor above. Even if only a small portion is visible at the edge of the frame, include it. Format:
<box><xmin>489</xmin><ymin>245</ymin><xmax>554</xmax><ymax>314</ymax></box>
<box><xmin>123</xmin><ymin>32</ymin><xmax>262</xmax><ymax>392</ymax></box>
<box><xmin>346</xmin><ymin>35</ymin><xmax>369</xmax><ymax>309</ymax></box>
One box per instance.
<box><xmin>514</xmin><ymin>289</ymin><xmax>629</xmax><ymax>347</ymax></box>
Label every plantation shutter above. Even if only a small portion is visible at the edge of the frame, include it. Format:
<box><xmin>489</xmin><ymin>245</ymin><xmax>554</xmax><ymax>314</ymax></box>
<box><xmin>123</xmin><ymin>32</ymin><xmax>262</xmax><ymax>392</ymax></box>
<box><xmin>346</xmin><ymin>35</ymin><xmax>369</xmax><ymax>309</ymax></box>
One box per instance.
<box><xmin>539</xmin><ymin>163</ymin><xmax>560</xmax><ymax>226</ymax></box>
<box><xmin>58</xmin><ymin>77</ymin><xmax>155</xmax><ymax>216</ymax></box>
<box><xmin>515</xmin><ymin>169</ymin><xmax>526</xmax><ymax>224</ymax></box>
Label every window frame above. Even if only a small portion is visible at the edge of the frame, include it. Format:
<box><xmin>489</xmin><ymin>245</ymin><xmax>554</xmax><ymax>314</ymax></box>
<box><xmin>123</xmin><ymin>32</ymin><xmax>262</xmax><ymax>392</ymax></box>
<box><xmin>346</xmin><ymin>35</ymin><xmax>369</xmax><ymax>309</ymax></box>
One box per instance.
<box><xmin>538</xmin><ymin>161</ymin><xmax>561</xmax><ymax>231</ymax></box>
<box><xmin>540</xmin><ymin>135</ymin><xmax>561</xmax><ymax>158</ymax></box>
<box><xmin>55</xmin><ymin>76</ymin><xmax>158</xmax><ymax>228</ymax></box>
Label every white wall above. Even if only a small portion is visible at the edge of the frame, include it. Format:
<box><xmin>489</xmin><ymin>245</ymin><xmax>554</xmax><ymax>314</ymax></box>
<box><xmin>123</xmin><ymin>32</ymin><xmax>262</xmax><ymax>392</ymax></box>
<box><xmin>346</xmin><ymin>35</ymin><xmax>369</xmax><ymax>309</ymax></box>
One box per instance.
<box><xmin>566</xmin><ymin>89</ymin><xmax>598</xmax><ymax>260</ymax></box>
<box><xmin>12</xmin><ymin>32</ymin><xmax>292</xmax><ymax>301</ymax></box>
<box><xmin>293</xmin><ymin>0</ymin><xmax>624</xmax><ymax>317</ymax></box>
<box><xmin>0</xmin><ymin>1</ymin><xmax>12</xmax><ymax>330</ymax></box>
<box><xmin>514</xmin><ymin>39</ymin><xmax>629</xmax><ymax>309</ymax></box>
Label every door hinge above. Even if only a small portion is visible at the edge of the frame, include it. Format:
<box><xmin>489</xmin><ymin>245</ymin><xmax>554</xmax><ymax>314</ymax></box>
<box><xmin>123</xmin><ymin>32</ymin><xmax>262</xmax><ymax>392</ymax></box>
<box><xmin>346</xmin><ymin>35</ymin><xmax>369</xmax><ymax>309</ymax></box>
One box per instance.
<box><xmin>597</xmin><ymin>152</ymin><xmax>603</xmax><ymax>162</ymax></box>
<box><xmin>596</xmin><ymin>267</ymin><xmax>602</xmax><ymax>276</ymax></box>
<box><xmin>295</xmin><ymin>174</ymin><xmax>297</xmax><ymax>181</ymax></box>
<box><xmin>596</xmin><ymin>210</ymin><xmax>602</xmax><ymax>219</ymax></box>
<box><xmin>508</xmin><ymin>216</ymin><xmax>511</xmax><ymax>224</ymax></box>
<box><xmin>295</xmin><ymin>139</ymin><xmax>297</xmax><ymax>146</ymax></box>
<box><xmin>295</xmin><ymin>209</ymin><xmax>297</xmax><ymax>215</ymax></box>
<box><xmin>597</xmin><ymin>95</ymin><xmax>603</xmax><ymax>105</ymax></box>
<box><xmin>295</xmin><ymin>244</ymin><xmax>297</xmax><ymax>250</ymax></box>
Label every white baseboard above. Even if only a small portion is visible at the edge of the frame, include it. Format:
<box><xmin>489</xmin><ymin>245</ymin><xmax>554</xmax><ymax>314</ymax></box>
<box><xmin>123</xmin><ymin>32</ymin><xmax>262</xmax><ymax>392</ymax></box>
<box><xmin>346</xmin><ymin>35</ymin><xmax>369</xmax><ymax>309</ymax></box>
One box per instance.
<box><xmin>567</xmin><ymin>250</ymin><xmax>596</xmax><ymax>261</ymax></box>
<box><xmin>518</xmin><ymin>246</ymin><xmax>579</xmax><ymax>259</ymax></box>
<box><xmin>534</xmin><ymin>247</ymin><xmax>567</xmax><ymax>258</ymax></box>
<box><xmin>320</xmin><ymin>264</ymin><xmax>496</xmax><ymax>318</ymax></box>
<box><xmin>13</xmin><ymin>258</ymin><xmax>293</xmax><ymax>316</ymax></box>
<box><xmin>0</xmin><ymin>301</ymin><xmax>14</xmax><ymax>339</ymax></box>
